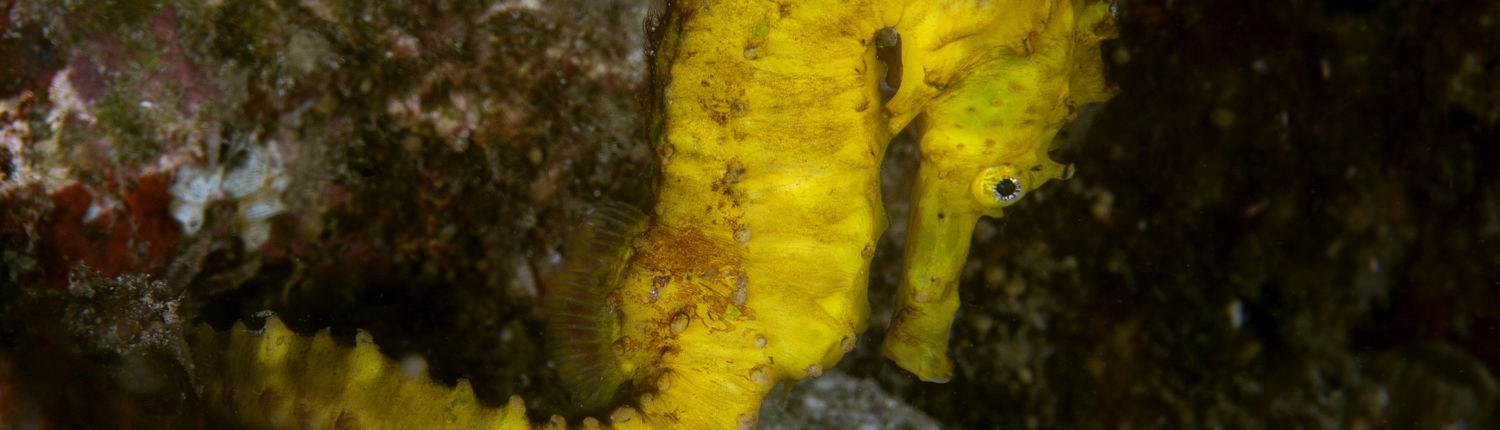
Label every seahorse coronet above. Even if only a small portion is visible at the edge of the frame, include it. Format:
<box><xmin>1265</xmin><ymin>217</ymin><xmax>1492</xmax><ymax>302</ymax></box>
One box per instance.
<box><xmin>192</xmin><ymin>0</ymin><xmax>1116</xmax><ymax>427</ymax></box>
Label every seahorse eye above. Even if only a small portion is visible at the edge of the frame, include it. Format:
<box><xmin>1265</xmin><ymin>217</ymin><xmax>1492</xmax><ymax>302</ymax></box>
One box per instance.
<box><xmin>970</xmin><ymin>166</ymin><xmax>1027</xmax><ymax>209</ymax></box>
<box><xmin>993</xmin><ymin>177</ymin><xmax>1023</xmax><ymax>203</ymax></box>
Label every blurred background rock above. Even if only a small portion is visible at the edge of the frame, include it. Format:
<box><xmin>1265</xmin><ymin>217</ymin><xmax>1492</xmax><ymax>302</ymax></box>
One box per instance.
<box><xmin>1</xmin><ymin>0</ymin><xmax>1496</xmax><ymax>428</ymax></box>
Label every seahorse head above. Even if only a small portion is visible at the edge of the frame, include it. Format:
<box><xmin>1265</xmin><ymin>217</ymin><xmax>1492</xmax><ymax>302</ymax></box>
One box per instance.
<box><xmin>882</xmin><ymin>0</ymin><xmax>1118</xmax><ymax>382</ymax></box>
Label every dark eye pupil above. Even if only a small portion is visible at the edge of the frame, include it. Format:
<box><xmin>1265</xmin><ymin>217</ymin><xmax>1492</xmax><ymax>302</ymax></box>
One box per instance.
<box><xmin>995</xmin><ymin>179</ymin><xmax>1018</xmax><ymax>197</ymax></box>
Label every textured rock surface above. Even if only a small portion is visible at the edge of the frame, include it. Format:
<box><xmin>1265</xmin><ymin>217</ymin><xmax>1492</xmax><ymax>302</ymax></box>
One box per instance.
<box><xmin>759</xmin><ymin>370</ymin><xmax>941</xmax><ymax>430</ymax></box>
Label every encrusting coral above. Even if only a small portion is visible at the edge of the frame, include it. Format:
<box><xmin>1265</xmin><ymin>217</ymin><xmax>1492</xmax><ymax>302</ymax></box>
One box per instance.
<box><xmin>190</xmin><ymin>0</ymin><xmax>1116</xmax><ymax>428</ymax></box>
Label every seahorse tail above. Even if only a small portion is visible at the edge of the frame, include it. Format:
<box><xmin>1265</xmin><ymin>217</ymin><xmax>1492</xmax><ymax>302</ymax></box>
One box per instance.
<box><xmin>191</xmin><ymin>316</ymin><xmax>535</xmax><ymax>429</ymax></box>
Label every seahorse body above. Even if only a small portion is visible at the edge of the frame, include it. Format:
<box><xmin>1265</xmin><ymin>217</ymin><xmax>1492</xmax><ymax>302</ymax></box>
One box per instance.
<box><xmin>549</xmin><ymin>2</ymin><xmax>895</xmax><ymax>427</ymax></box>
<box><xmin>190</xmin><ymin>1</ymin><xmax>1115</xmax><ymax>428</ymax></box>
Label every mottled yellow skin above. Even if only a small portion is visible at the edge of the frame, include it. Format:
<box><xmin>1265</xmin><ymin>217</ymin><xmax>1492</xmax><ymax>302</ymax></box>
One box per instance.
<box><xmin>190</xmin><ymin>1</ymin><xmax>1115</xmax><ymax>428</ymax></box>
<box><xmin>615</xmin><ymin>1</ymin><xmax>892</xmax><ymax>427</ymax></box>
<box><xmin>881</xmin><ymin>0</ymin><xmax>1119</xmax><ymax>382</ymax></box>
<box><xmin>193</xmin><ymin>317</ymin><xmax>537</xmax><ymax>430</ymax></box>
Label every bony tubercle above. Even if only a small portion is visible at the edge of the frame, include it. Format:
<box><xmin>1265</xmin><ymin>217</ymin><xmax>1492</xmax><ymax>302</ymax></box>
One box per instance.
<box><xmin>191</xmin><ymin>0</ymin><xmax>1116</xmax><ymax>427</ymax></box>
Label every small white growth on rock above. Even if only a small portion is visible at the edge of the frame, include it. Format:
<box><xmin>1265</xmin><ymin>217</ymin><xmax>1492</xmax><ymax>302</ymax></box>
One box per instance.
<box><xmin>173</xmin><ymin>165</ymin><xmax>224</xmax><ymax>204</ymax></box>
<box><xmin>221</xmin><ymin>146</ymin><xmax>270</xmax><ymax>199</ymax></box>
<box><xmin>169</xmin><ymin>164</ymin><xmax>223</xmax><ymax>235</ymax></box>
<box><xmin>239</xmin><ymin>198</ymin><xmax>285</xmax><ymax>222</ymax></box>
<box><xmin>169</xmin><ymin>141</ymin><xmax>292</xmax><ymax>250</ymax></box>
<box><xmin>83</xmin><ymin>195</ymin><xmax>120</xmax><ymax>224</ymax></box>
<box><xmin>240</xmin><ymin>222</ymin><xmax>272</xmax><ymax>252</ymax></box>
<box><xmin>46</xmin><ymin>68</ymin><xmax>97</xmax><ymax>131</ymax></box>
<box><xmin>509</xmin><ymin>255</ymin><xmax>539</xmax><ymax>299</ymax></box>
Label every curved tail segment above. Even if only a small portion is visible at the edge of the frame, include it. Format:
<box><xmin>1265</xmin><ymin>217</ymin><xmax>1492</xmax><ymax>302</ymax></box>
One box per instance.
<box><xmin>880</xmin><ymin>0</ymin><xmax>1118</xmax><ymax>382</ymax></box>
<box><xmin>191</xmin><ymin>316</ymin><xmax>536</xmax><ymax>429</ymax></box>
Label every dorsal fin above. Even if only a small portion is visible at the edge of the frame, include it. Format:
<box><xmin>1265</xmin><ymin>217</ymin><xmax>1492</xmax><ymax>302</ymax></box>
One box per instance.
<box><xmin>545</xmin><ymin>202</ymin><xmax>650</xmax><ymax>410</ymax></box>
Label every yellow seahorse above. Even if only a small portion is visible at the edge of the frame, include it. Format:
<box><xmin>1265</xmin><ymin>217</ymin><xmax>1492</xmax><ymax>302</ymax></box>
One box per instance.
<box><xmin>190</xmin><ymin>0</ymin><xmax>1115</xmax><ymax>428</ymax></box>
<box><xmin>880</xmin><ymin>0</ymin><xmax>1119</xmax><ymax>382</ymax></box>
